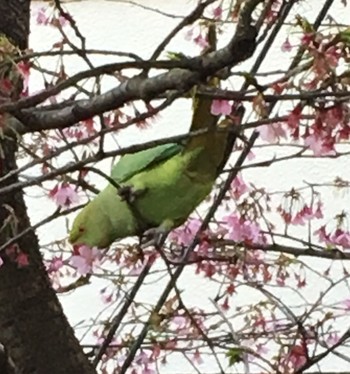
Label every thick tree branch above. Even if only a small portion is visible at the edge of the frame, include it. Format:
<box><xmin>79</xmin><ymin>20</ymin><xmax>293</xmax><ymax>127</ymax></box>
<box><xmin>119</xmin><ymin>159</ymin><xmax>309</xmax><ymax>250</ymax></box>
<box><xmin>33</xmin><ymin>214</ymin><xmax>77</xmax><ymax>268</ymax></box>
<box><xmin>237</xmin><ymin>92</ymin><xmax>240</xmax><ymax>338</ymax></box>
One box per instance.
<box><xmin>6</xmin><ymin>0</ymin><xmax>261</xmax><ymax>133</ymax></box>
<box><xmin>218</xmin><ymin>240</ymin><xmax>350</xmax><ymax>261</ymax></box>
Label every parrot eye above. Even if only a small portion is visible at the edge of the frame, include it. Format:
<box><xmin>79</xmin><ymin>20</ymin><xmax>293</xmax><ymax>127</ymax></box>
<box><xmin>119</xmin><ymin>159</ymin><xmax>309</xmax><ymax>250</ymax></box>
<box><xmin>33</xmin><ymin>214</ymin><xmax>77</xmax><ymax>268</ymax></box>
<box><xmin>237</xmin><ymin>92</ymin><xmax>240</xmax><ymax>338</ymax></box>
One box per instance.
<box><xmin>79</xmin><ymin>226</ymin><xmax>85</xmax><ymax>233</ymax></box>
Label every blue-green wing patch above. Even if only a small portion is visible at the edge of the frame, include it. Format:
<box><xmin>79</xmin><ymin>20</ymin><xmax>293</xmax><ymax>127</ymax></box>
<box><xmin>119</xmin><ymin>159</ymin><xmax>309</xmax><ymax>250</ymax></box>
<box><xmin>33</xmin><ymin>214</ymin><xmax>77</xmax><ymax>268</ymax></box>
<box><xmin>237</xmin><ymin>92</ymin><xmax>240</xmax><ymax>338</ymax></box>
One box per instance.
<box><xmin>111</xmin><ymin>143</ymin><xmax>183</xmax><ymax>183</ymax></box>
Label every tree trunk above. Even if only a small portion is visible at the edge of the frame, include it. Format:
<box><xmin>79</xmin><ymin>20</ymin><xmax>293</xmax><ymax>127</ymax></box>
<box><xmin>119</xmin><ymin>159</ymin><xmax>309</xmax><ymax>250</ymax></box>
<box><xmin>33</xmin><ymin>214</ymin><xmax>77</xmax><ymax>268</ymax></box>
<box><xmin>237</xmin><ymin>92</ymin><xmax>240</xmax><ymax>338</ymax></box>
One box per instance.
<box><xmin>0</xmin><ymin>1</ymin><xmax>96</xmax><ymax>373</ymax></box>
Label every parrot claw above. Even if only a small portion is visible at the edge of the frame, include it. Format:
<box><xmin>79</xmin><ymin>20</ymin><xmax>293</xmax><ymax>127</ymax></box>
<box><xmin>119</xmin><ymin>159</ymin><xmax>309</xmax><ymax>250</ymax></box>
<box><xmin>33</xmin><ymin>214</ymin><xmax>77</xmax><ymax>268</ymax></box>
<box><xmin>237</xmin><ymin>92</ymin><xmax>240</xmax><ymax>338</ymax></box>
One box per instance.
<box><xmin>118</xmin><ymin>185</ymin><xmax>147</xmax><ymax>203</ymax></box>
<box><xmin>141</xmin><ymin>226</ymin><xmax>169</xmax><ymax>248</ymax></box>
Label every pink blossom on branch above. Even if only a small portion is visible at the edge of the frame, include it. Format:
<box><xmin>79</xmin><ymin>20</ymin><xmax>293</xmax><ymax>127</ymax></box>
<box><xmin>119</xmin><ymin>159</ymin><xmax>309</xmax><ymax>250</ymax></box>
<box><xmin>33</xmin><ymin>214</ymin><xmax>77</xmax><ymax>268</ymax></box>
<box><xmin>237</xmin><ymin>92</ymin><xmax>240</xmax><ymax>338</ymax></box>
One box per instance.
<box><xmin>210</xmin><ymin>6</ymin><xmax>223</xmax><ymax>20</ymax></box>
<box><xmin>34</xmin><ymin>6</ymin><xmax>68</xmax><ymax>27</ymax></box>
<box><xmin>46</xmin><ymin>256</ymin><xmax>64</xmax><ymax>274</ymax></box>
<box><xmin>169</xmin><ymin>218</ymin><xmax>204</xmax><ymax>246</ymax></box>
<box><xmin>193</xmin><ymin>34</ymin><xmax>209</xmax><ymax>49</ymax></box>
<box><xmin>284</xmin><ymin>344</ymin><xmax>307</xmax><ymax>370</ymax></box>
<box><xmin>210</xmin><ymin>99</ymin><xmax>232</xmax><ymax>116</ymax></box>
<box><xmin>17</xmin><ymin>61</ymin><xmax>31</xmax><ymax>95</ymax></box>
<box><xmin>258</xmin><ymin>122</ymin><xmax>287</xmax><ymax>143</ymax></box>
<box><xmin>330</xmin><ymin>229</ymin><xmax>350</xmax><ymax>249</ymax></box>
<box><xmin>35</xmin><ymin>7</ymin><xmax>50</xmax><ymax>25</ymax></box>
<box><xmin>49</xmin><ymin>183</ymin><xmax>79</xmax><ymax>208</ymax></box>
<box><xmin>314</xmin><ymin>226</ymin><xmax>350</xmax><ymax>250</ymax></box>
<box><xmin>223</xmin><ymin>213</ymin><xmax>265</xmax><ymax>244</ymax></box>
<box><xmin>281</xmin><ymin>37</ymin><xmax>292</xmax><ymax>52</ymax></box>
<box><xmin>184</xmin><ymin>26</ymin><xmax>209</xmax><ymax>49</ymax></box>
<box><xmin>304</xmin><ymin>132</ymin><xmax>335</xmax><ymax>156</ymax></box>
<box><xmin>69</xmin><ymin>245</ymin><xmax>101</xmax><ymax>275</ymax></box>
<box><xmin>230</xmin><ymin>173</ymin><xmax>249</xmax><ymax>199</ymax></box>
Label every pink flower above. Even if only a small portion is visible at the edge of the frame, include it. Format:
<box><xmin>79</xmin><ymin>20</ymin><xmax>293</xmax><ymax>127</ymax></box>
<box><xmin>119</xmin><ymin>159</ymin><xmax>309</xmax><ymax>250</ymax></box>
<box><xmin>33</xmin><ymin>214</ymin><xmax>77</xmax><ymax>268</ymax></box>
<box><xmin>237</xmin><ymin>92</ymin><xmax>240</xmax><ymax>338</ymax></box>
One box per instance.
<box><xmin>314</xmin><ymin>225</ymin><xmax>330</xmax><ymax>243</ymax></box>
<box><xmin>193</xmin><ymin>34</ymin><xmax>209</xmax><ymax>49</ymax></box>
<box><xmin>290</xmin><ymin>212</ymin><xmax>306</xmax><ymax>225</ymax></box>
<box><xmin>288</xmin><ymin>345</ymin><xmax>307</xmax><ymax>369</ymax></box>
<box><xmin>17</xmin><ymin>61</ymin><xmax>30</xmax><ymax>93</ymax></box>
<box><xmin>314</xmin><ymin>201</ymin><xmax>324</xmax><ymax>219</ymax></box>
<box><xmin>223</xmin><ymin>214</ymin><xmax>264</xmax><ymax>244</ymax></box>
<box><xmin>304</xmin><ymin>132</ymin><xmax>335</xmax><ymax>156</ymax></box>
<box><xmin>0</xmin><ymin>257</ymin><xmax>3</xmax><ymax>268</ymax></box>
<box><xmin>70</xmin><ymin>245</ymin><xmax>101</xmax><ymax>275</ymax></box>
<box><xmin>341</xmin><ymin>299</ymin><xmax>350</xmax><ymax>310</ymax></box>
<box><xmin>51</xmin><ymin>15</ymin><xmax>69</xmax><ymax>28</ymax></box>
<box><xmin>34</xmin><ymin>7</ymin><xmax>68</xmax><ymax>28</ymax></box>
<box><xmin>172</xmin><ymin>315</ymin><xmax>187</xmax><ymax>328</ymax></box>
<box><xmin>184</xmin><ymin>26</ymin><xmax>209</xmax><ymax>50</ymax></box>
<box><xmin>184</xmin><ymin>27</ymin><xmax>194</xmax><ymax>41</ymax></box>
<box><xmin>287</xmin><ymin>105</ymin><xmax>302</xmax><ymax>130</ymax></box>
<box><xmin>35</xmin><ymin>7</ymin><xmax>50</xmax><ymax>25</ymax></box>
<box><xmin>326</xmin><ymin>332</ymin><xmax>340</xmax><ymax>347</ymax></box>
<box><xmin>211</xmin><ymin>6</ymin><xmax>223</xmax><ymax>20</ymax></box>
<box><xmin>281</xmin><ymin>38</ymin><xmax>292</xmax><ymax>52</ymax></box>
<box><xmin>192</xmin><ymin>349</ymin><xmax>203</xmax><ymax>365</ymax></box>
<box><xmin>49</xmin><ymin>183</ymin><xmax>79</xmax><ymax>208</ymax></box>
<box><xmin>170</xmin><ymin>218</ymin><xmax>202</xmax><ymax>246</ymax></box>
<box><xmin>258</xmin><ymin>122</ymin><xmax>287</xmax><ymax>143</ymax></box>
<box><xmin>210</xmin><ymin>100</ymin><xmax>232</xmax><ymax>116</ymax></box>
<box><xmin>331</xmin><ymin>230</ymin><xmax>350</xmax><ymax>249</ymax></box>
<box><xmin>231</xmin><ymin>173</ymin><xmax>248</xmax><ymax>199</ymax></box>
<box><xmin>47</xmin><ymin>256</ymin><xmax>64</xmax><ymax>273</ymax></box>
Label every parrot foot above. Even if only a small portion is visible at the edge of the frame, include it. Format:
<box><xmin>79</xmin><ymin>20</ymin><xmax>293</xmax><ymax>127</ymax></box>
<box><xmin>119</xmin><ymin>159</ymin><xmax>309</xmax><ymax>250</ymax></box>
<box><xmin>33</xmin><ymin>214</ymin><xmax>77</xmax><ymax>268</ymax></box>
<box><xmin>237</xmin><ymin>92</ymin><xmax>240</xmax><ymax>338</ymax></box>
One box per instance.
<box><xmin>141</xmin><ymin>226</ymin><xmax>170</xmax><ymax>248</ymax></box>
<box><xmin>118</xmin><ymin>185</ymin><xmax>147</xmax><ymax>203</ymax></box>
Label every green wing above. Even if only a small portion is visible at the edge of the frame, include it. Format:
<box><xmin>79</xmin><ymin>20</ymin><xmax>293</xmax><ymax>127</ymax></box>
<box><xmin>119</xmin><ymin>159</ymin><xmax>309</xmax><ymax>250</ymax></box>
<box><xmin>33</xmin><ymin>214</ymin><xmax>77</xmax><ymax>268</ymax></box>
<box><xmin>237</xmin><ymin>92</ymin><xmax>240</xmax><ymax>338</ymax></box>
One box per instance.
<box><xmin>111</xmin><ymin>143</ymin><xmax>183</xmax><ymax>183</ymax></box>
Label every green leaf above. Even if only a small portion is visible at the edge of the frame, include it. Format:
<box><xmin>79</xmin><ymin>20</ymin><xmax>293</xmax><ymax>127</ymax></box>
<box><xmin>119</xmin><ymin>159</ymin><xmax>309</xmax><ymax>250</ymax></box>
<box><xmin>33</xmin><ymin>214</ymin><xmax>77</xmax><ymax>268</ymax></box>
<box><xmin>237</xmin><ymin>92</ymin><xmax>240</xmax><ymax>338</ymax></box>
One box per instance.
<box><xmin>225</xmin><ymin>347</ymin><xmax>243</xmax><ymax>366</ymax></box>
<box><xmin>166</xmin><ymin>51</ymin><xmax>188</xmax><ymax>61</ymax></box>
<box><xmin>339</xmin><ymin>28</ymin><xmax>350</xmax><ymax>44</ymax></box>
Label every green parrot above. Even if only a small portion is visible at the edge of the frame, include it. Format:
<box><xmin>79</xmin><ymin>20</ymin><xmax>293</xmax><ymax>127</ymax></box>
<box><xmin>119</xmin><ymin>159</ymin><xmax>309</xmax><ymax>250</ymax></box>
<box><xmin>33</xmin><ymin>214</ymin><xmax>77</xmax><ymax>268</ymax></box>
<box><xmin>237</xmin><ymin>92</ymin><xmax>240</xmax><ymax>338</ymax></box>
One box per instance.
<box><xmin>69</xmin><ymin>26</ymin><xmax>241</xmax><ymax>249</ymax></box>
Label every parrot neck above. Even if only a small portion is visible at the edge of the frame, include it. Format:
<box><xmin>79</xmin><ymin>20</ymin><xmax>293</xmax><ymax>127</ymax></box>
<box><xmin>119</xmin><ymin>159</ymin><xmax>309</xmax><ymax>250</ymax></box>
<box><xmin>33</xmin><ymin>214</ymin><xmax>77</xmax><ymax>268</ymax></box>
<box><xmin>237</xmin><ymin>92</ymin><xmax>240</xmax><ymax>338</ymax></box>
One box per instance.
<box><xmin>184</xmin><ymin>127</ymin><xmax>230</xmax><ymax>177</ymax></box>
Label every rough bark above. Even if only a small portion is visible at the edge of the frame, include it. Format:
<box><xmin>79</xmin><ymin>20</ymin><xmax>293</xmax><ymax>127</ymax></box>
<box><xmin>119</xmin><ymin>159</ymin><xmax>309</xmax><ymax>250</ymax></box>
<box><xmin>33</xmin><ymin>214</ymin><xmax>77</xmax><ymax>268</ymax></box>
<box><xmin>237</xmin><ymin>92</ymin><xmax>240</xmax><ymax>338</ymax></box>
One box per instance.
<box><xmin>0</xmin><ymin>1</ymin><xmax>96</xmax><ymax>373</ymax></box>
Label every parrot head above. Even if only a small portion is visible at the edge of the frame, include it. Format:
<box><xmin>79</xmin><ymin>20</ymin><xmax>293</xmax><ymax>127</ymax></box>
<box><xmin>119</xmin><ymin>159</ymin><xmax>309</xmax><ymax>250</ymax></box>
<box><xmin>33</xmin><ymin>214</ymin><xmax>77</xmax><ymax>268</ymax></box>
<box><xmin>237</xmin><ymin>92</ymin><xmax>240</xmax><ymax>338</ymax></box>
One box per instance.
<box><xmin>69</xmin><ymin>207</ymin><xmax>112</xmax><ymax>249</ymax></box>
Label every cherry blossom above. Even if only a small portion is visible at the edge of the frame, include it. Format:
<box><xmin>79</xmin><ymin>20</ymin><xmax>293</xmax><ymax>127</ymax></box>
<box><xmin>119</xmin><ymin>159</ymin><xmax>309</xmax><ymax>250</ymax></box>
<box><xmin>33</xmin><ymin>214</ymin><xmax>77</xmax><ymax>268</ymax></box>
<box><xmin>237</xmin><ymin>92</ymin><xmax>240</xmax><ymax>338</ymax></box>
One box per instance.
<box><xmin>191</xmin><ymin>349</ymin><xmax>203</xmax><ymax>365</ymax></box>
<box><xmin>211</xmin><ymin>6</ymin><xmax>223</xmax><ymax>20</ymax></box>
<box><xmin>341</xmin><ymin>298</ymin><xmax>350</xmax><ymax>310</ymax></box>
<box><xmin>184</xmin><ymin>26</ymin><xmax>208</xmax><ymax>49</ymax></box>
<box><xmin>4</xmin><ymin>245</ymin><xmax>29</xmax><ymax>268</ymax></box>
<box><xmin>223</xmin><ymin>213</ymin><xmax>264</xmax><ymax>244</ymax></box>
<box><xmin>326</xmin><ymin>332</ymin><xmax>340</xmax><ymax>347</ymax></box>
<box><xmin>17</xmin><ymin>61</ymin><xmax>31</xmax><ymax>95</ymax></box>
<box><xmin>210</xmin><ymin>100</ymin><xmax>232</xmax><ymax>116</ymax></box>
<box><xmin>281</xmin><ymin>37</ymin><xmax>292</xmax><ymax>52</ymax></box>
<box><xmin>230</xmin><ymin>173</ymin><xmax>249</xmax><ymax>199</ymax></box>
<box><xmin>69</xmin><ymin>245</ymin><xmax>101</xmax><ymax>275</ymax></box>
<box><xmin>49</xmin><ymin>183</ymin><xmax>79</xmax><ymax>208</ymax></box>
<box><xmin>304</xmin><ymin>131</ymin><xmax>335</xmax><ymax>156</ymax></box>
<box><xmin>314</xmin><ymin>225</ymin><xmax>330</xmax><ymax>244</ymax></box>
<box><xmin>47</xmin><ymin>256</ymin><xmax>64</xmax><ymax>273</ymax></box>
<box><xmin>258</xmin><ymin>122</ymin><xmax>287</xmax><ymax>143</ymax></box>
<box><xmin>315</xmin><ymin>226</ymin><xmax>350</xmax><ymax>250</ymax></box>
<box><xmin>279</xmin><ymin>344</ymin><xmax>307</xmax><ymax>372</ymax></box>
<box><xmin>169</xmin><ymin>218</ymin><xmax>203</xmax><ymax>246</ymax></box>
<box><xmin>35</xmin><ymin>7</ymin><xmax>50</xmax><ymax>25</ymax></box>
<box><xmin>287</xmin><ymin>344</ymin><xmax>307</xmax><ymax>369</ymax></box>
<box><xmin>287</xmin><ymin>105</ymin><xmax>302</xmax><ymax>137</ymax></box>
<box><xmin>331</xmin><ymin>229</ymin><xmax>350</xmax><ymax>249</ymax></box>
<box><xmin>193</xmin><ymin>34</ymin><xmax>209</xmax><ymax>49</ymax></box>
<box><xmin>34</xmin><ymin>6</ymin><xmax>68</xmax><ymax>27</ymax></box>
